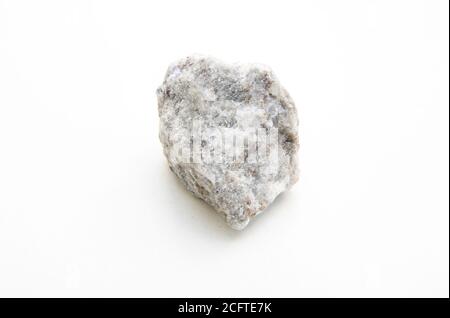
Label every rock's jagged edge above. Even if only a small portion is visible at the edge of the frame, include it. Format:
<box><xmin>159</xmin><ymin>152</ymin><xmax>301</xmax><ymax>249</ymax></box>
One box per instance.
<box><xmin>157</xmin><ymin>55</ymin><xmax>299</xmax><ymax>230</ymax></box>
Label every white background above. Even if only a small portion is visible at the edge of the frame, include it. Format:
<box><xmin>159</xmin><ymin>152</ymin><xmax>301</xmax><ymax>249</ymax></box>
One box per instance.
<box><xmin>0</xmin><ymin>0</ymin><xmax>448</xmax><ymax>297</ymax></box>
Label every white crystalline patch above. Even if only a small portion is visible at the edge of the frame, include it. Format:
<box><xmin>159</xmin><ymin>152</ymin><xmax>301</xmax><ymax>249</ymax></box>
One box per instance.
<box><xmin>157</xmin><ymin>55</ymin><xmax>299</xmax><ymax>230</ymax></box>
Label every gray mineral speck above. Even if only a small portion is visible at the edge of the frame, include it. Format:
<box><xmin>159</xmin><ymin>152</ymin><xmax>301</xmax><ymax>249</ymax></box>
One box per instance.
<box><xmin>157</xmin><ymin>55</ymin><xmax>299</xmax><ymax>230</ymax></box>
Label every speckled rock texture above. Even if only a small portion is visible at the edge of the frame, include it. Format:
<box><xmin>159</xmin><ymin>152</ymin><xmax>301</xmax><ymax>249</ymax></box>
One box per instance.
<box><xmin>157</xmin><ymin>56</ymin><xmax>299</xmax><ymax>230</ymax></box>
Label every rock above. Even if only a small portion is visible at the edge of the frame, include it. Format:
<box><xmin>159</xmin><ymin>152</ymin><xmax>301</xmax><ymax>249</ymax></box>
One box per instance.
<box><xmin>157</xmin><ymin>55</ymin><xmax>299</xmax><ymax>230</ymax></box>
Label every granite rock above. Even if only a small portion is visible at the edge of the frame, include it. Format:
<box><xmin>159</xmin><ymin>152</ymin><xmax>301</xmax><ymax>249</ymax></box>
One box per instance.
<box><xmin>157</xmin><ymin>55</ymin><xmax>299</xmax><ymax>230</ymax></box>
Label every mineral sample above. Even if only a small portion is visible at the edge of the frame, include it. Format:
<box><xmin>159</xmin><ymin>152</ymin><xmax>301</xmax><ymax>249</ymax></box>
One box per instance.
<box><xmin>157</xmin><ymin>55</ymin><xmax>299</xmax><ymax>230</ymax></box>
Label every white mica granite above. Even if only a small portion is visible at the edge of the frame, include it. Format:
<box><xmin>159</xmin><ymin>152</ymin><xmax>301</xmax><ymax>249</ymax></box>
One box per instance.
<box><xmin>157</xmin><ymin>56</ymin><xmax>299</xmax><ymax>230</ymax></box>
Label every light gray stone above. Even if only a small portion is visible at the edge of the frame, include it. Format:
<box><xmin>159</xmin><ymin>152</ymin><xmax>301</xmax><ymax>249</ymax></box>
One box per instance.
<box><xmin>157</xmin><ymin>55</ymin><xmax>299</xmax><ymax>230</ymax></box>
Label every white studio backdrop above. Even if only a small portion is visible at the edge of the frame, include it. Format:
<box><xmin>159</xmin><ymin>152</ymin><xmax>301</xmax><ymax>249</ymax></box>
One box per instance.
<box><xmin>0</xmin><ymin>0</ymin><xmax>448</xmax><ymax>297</ymax></box>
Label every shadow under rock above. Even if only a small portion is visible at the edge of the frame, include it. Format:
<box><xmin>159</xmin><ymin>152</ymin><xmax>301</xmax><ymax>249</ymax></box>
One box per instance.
<box><xmin>158</xmin><ymin>160</ymin><xmax>298</xmax><ymax>238</ymax></box>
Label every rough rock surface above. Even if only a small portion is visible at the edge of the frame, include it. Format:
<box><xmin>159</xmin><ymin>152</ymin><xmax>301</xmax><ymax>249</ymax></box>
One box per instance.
<box><xmin>157</xmin><ymin>56</ymin><xmax>299</xmax><ymax>230</ymax></box>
